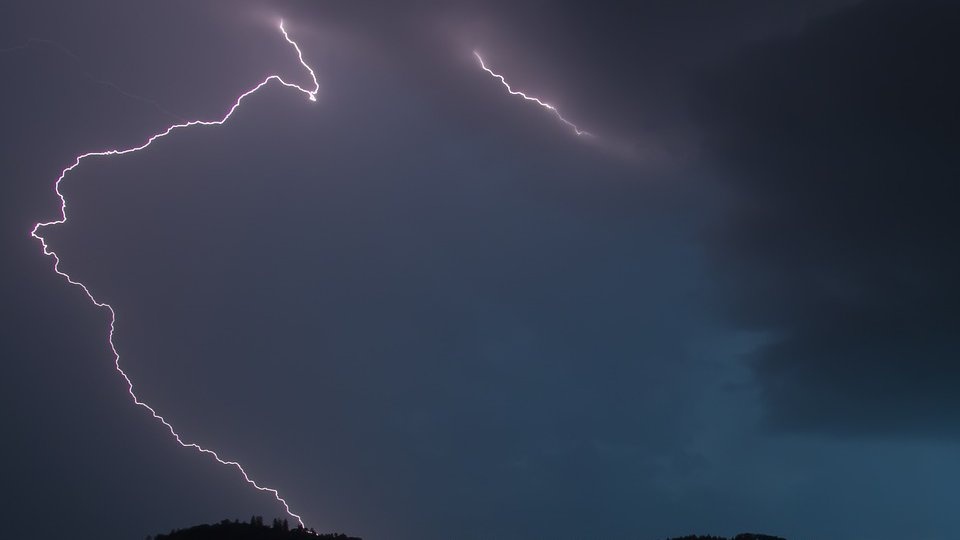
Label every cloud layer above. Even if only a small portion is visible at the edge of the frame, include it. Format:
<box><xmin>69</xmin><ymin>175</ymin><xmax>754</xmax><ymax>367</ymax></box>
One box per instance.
<box><xmin>698</xmin><ymin>0</ymin><xmax>960</xmax><ymax>436</ymax></box>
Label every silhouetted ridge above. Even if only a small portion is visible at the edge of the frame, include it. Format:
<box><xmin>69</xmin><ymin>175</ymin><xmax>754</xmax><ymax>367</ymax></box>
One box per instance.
<box><xmin>666</xmin><ymin>535</ymin><xmax>785</xmax><ymax>540</ymax></box>
<box><xmin>148</xmin><ymin>517</ymin><xmax>784</xmax><ymax>540</ymax></box>
<box><xmin>148</xmin><ymin>516</ymin><xmax>361</xmax><ymax>540</ymax></box>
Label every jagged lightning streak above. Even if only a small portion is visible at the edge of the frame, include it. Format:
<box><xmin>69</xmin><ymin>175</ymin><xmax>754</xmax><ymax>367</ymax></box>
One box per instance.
<box><xmin>29</xmin><ymin>20</ymin><xmax>318</xmax><ymax>528</ymax></box>
<box><xmin>473</xmin><ymin>50</ymin><xmax>591</xmax><ymax>137</ymax></box>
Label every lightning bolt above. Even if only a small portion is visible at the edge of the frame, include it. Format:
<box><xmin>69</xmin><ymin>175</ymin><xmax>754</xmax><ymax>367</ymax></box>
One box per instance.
<box><xmin>29</xmin><ymin>20</ymin><xmax>318</xmax><ymax>528</ymax></box>
<box><xmin>473</xmin><ymin>50</ymin><xmax>591</xmax><ymax>137</ymax></box>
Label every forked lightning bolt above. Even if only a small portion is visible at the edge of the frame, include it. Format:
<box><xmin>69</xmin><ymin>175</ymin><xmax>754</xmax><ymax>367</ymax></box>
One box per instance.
<box><xmin>30</xmin><ymin>20</ymin><xmax>318</xmax><ymax>528</ymax></box>
<box><xmin>473</xmin><ymin>51</ymin><xmax>591</xmax><ymax>137</ymax></box>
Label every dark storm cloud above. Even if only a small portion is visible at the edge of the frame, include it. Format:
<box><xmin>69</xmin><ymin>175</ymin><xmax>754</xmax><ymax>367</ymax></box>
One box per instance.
<box><xmin>272</xmin><ymin>0</ymin><xmax>859</xmax><ymax>166</ymax></box>
<box><xmin>12</xmin><ymin>1</ymin><xmax>948</xmax><ymax>540</ymax></box>
<box><xmin>696</xmin><ymin>0</ymin><xmax>960</xmax><ymax>436</ymax></box>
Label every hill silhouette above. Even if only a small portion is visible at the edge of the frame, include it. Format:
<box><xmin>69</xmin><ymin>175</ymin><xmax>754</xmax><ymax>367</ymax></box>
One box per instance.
<box><xmin>148</xmin><ymin>516</ymin><xmax>361</xmax><ymax>540</ymax></box>
<box><xmin>147</xmin><ymin>516</ymin><xmax>785</xmax><ymax>540</ymax></box>
<box><xmin>666</xmin><ymin>535</ymin><xmax>785</xmax><ymax>540</ymax></box>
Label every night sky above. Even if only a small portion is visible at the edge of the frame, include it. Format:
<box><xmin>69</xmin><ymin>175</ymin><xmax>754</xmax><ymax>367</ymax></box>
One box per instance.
<box><xmin>2</xmin><ymin>1</ymin><xmax>959</xmax><ymax>539</ymax></box>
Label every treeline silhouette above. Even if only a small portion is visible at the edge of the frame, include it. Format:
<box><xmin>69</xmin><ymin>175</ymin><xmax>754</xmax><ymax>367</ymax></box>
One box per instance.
<box><xmin>148</xmin><ymin>516</ymin><xmax>361</xmax><ymax>540</ymax></box>
<box><xmin>147</xmin><ymin>517</ymin><xmax>785</xmax><ymax>540</ymax></box>
<box><xmin>666</xmin><ymin>535</ymin><xmax>785</xmax><ymax>540</ymax></box>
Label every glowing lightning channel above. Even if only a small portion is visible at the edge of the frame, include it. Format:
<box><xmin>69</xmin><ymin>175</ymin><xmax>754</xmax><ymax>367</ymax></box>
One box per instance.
<box><xmin>473</xmin><ymin>50</ymin><xmax>591</xmax><ymax>137</ymax></box>
<box><xmin>30</xmin><ymin>19</ymin><xmax>319</xmax><ymax>528</ymax></box>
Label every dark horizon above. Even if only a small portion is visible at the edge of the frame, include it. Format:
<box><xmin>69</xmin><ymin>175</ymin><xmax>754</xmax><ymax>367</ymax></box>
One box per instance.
<box><xmin>2</xmin><ymin>1</ymin><xmax>958</xmax><ymax>539</ymax></box>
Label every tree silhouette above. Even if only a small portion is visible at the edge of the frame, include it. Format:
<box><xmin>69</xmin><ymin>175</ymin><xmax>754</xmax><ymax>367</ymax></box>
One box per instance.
<box><xmin>152</xmin><ymin>516</ymin><xmax>361</xmax><ymax>540</ymax></box>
